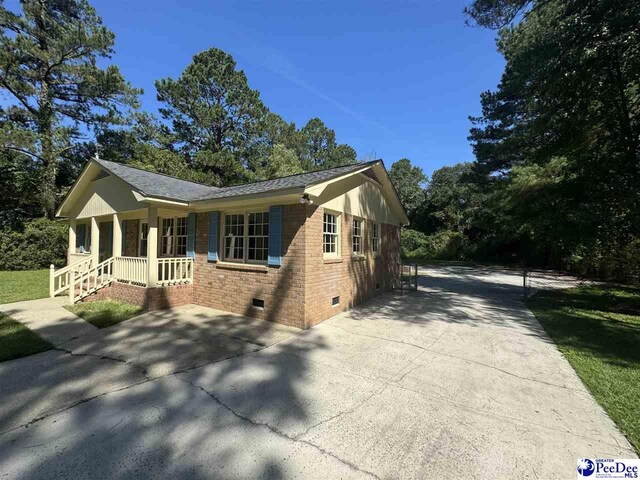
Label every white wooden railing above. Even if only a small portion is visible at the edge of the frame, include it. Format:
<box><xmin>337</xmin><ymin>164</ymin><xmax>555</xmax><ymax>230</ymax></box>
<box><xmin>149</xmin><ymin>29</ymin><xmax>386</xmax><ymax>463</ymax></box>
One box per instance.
<box><xmin>50</xmin><ymin>256</ymin><xmax>94</xmax><ymax>297</ymax></box>
<box><xmin>68</xmin><ymin>252</ymin><xmax>91</xmax><ymax>265</ymax></box>
<box><xmin>69</xmin><ymin>257</ymin><xmax>114</xmax><ymax>303</ymax></box>
<box><xmin>51</xmin><ymin>255</ymin><xmax>194</xmax><ymax>303</ymax></box>
<box><xmin>157</xmin><ymin>257</ymin><xmax>194</xmax><ymax>286</ymax></box>
<box><xmin>113</xmin><ymin>257</ymin><xmax>148</xmax><ymax>286</ymax></box>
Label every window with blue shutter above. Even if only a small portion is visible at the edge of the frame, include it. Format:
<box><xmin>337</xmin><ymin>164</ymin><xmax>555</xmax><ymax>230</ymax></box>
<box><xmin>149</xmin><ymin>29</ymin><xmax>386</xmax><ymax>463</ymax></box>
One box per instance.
<box><xmin>268</xmin><ymin>205</ymin><xmax>283</xmax><ymax>266</ymax></box>
<box><xmin>207</xmin><ymin>212</ymin><xmax>219</xmax><ymax>261</ymax></box>
<box><xmin>76</xmin><ymin>224</ymin><xmax>86</xmax><ymax>253</ymax></box>
<box><xmin>187</xmin><ymin>213</ymin><xmax>197</xmax><ymax>258</ymax></box>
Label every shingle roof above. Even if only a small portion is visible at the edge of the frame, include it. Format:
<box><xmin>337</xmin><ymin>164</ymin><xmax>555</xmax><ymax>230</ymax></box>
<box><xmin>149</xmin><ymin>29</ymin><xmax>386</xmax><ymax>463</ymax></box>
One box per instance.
<box><xmin>196</xmin><ymin>161</ymin><xmax>376</xmax><ymax>201</ymax></box>
<box><xmin>95</xmin><ymin>158</ymin><xmax>377</xmax><ymax>203</ymax></box>
<box><xmin>95</xmin><ymin>158</ymin><xmax>220</xmax><ymax>202</ymax></box>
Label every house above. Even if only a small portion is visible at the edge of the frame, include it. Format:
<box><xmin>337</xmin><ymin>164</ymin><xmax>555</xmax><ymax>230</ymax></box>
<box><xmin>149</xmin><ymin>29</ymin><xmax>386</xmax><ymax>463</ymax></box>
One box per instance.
<box><xmin>52</xmin><ymin>157</ymin><xmax>408</xmax><ymax>329</ymax></box>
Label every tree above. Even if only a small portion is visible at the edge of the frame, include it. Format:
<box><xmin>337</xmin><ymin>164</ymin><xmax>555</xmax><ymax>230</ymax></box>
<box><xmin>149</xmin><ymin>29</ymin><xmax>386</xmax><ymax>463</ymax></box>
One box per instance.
<box><xmin>298</xmin><ymin>118</ymin><xmax>356</xmax><ymax>170</ymax></box>
<box><xmin>388</xmin><ymin>158</ymin><xmax>427</xmax><ymax>222</ymax></box>
<box><xmin>465</xmin><ymin>0</ymin><xmax>640</xmax><ymax>271</ymax></box>
<box><xmin>0</xmin><ymin>0</ymin><xmax>140</xmax><ymax>218</ymax></box>
<box><xmin>253</xmin><ymin>144</ymin><xmax>303</xmax><ymax>180</ymax></box>
<box><xmin>155</xmin><ymin>48</ymin><xmax>268</xmax><ymax>186</ymax></box>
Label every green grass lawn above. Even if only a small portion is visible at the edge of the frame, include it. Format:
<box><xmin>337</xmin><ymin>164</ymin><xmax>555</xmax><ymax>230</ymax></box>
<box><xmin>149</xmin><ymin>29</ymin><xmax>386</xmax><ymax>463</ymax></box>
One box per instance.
<box><xmin>0</xmin><ymin>312</ymin><xmax>52</xmax><ymax>362</ymax></box>
<box><xmin>525</xmin><ymin>284</ymin><xmax>640</xmax><ymax>453</ymax></box>
<box><xmin>66</xmin><ymin>300</ymin><xmax>144</xmax><ymax>329</ymax></box>
<box><xmin>0</xmin><ymin>269</ymin><xmax>49</xmax><ymax>304</ymax></box>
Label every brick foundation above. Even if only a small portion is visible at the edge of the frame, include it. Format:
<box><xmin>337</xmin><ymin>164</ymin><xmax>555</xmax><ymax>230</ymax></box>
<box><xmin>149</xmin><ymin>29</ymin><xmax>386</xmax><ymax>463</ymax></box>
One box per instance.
<box><xmin>81</xmin><ymin>281</ymin><xmax>193</xmax><ymax>311</ymax></box>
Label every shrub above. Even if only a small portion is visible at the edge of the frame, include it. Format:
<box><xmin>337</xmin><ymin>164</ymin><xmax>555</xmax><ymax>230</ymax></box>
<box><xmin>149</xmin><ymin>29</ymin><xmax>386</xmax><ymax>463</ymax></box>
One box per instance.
<box><xmin>0</xmin><ymin>218</ymin><xmax>67</xmax><ymax>270</ymax></box>
<box><xmin>401</xmin><ymin>229</ymin><xmax>432</xmax><ymax>258</ymax></box>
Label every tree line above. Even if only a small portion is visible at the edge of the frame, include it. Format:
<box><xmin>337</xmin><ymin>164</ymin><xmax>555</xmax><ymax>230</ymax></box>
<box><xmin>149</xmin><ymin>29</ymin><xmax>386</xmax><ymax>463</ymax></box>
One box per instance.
<box><xmin>393</xmin><ymin>0</ymin><xmax>640</xmax><ymax>281</ymax></box>
<box><xmin>0</xmin><ymin>0</ymin><xmax>359</xmax><ymax>232</ymax></box>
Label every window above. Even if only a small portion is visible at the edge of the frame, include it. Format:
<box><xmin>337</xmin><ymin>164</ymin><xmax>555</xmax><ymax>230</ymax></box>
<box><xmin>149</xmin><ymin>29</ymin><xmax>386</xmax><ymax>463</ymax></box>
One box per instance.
<box><xmin>139</xmin><ymin>222</ymin><xmax>148</xmax><ymax>256</ymax></box>
<box><xmin>248</xmin><ymin>212</ymin><xmax>269</xmax><ymax>261</ymax></box>
<box><xmin>158</xmin><ymin>216</ymin><xmax>188</xmax><ymax>257</ymax></box>
<box><xmin>161</xmin><ymin>218</ymin><xmax>174</xmax><ymax>256</ymax></box>
<box><xmin>332</xmin><ymin>296</ymin><xmax>340</xmax><ymax>307</ymax></box>
<box><xmin>176</xmin><ymin>217</ymin><xmax>188</xmax><ymax>256</ymax></box>
<box><xmin>372</xmin><ymin>223</ymin><xmax>379</xmax><ymax>254</ymax></box>
<box><xmin>323</xmin><ymin>212</ymin><xmax>339</xmax><ymax>256</ymax></box>
<box><xmin>252</xmin><ymin>298</ymin><xmax>265</xmax><ymax>309</ymax></box>
<box><xmin>352</xmin><ymin>219</ymin><xmax>362</xmax><ymax>254</ymax></box>
<box><xmin>224</xmin><ymin>214</ymin><xmax>245</xmax><ymax>261</ymax></box>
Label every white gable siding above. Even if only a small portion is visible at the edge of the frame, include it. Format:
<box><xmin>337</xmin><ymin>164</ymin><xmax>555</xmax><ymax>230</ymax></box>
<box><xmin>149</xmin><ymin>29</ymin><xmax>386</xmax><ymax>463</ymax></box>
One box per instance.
<box><xmin>70</xmin><ymin>175</ymin><xmax>143</xmax><ymax>219</ymax></box>
<box><xmin>319</xmin><ymin>177</ymin><xmax>399</xmax><ymax>224</ymax></box>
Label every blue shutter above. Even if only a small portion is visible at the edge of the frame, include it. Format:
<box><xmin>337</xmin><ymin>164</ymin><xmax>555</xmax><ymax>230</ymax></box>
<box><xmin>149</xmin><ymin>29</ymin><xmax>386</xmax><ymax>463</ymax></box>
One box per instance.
<box><xmin>76</xmin><ymin>224</ymin><xmax>85</xmax><ymax>253</ymax></box>
<box><xmin>207</xmin><ymin>212</ymin><xmax>219</xmax><ymax>262</ymax></box>
<box><xmin>268</xmin><ymin>205</ymin><xmax>283</xmax><ymax>266</ymax></box>
<box><xmin>121</xmin><ymin>220</ymin><xmax>127</xmax><ymax>256</ymax></box>
<box><xmin>106</xmin><ymin>222</ymin><xmax>113</xmax><ymax>258</ymax></box>
<box><xmin>187</xmin><ymin>213</ymin><xmax>197</xmax><ymax>258</ymax></box>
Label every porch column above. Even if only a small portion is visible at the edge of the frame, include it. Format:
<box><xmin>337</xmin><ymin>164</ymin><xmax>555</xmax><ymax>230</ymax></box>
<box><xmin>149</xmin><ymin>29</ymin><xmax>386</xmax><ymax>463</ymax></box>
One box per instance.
<box><xmin>90</xmin><ymin>216</ymin><xmax>100</xmax><ymax>267</ymax></box>
<box><xmin>147</xmin><ymin>206</ymin><xmax>158</xmax><ymax>287</ymax></box>
<box><xmin>68</xmin><ymin>219</ymin><xmax>76</xmax><ymax>265</ymax></box>
<box><xmin>112</xmin><ymin>213</ymin><xmax>122</xmax><ymax>258</ymax></box>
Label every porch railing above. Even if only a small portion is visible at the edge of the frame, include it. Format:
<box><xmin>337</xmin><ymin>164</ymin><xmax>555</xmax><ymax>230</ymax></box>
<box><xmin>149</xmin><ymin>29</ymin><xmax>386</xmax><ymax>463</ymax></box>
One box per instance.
<box><xmin>113</xmin><ymin>256</ymin><xmax>148</xmax><ymax>286</ymax></box>
<box><xmin>157</xmin><ymin>257</ymin><xmax>194</xmax><ymax>286</ymax></box>
<box><xmin>50</xmin><ymin>255</ymin><xmax>93</xmax><ymax>297</ymax></box>
<box><xmin>69</xmin><ymin>252</ymin><xmax>91</xmax><ymax>265</ymax></box>
<box><xmin>51</xmin><ymin>255</ymin><xmax>194</xmax><ymax>301</ymax></box>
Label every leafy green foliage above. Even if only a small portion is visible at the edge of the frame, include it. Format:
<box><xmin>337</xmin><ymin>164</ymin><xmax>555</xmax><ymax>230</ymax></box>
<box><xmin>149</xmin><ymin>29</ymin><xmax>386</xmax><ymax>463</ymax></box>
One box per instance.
<box><xmin>0</xmin><ymin>218</ymin><xmax>67</xmax><ymax>270</ymax></box>
<box><xmin>388</xmin><ymin>159</ymin><xmax>427</xmax><ymax>222</ymax></box>
<box><xmin>0</xmin><ymin>0</ymin><xmax>140</xmax><ymax>218</ymax></box>
<box><xmin>462</xmin><ymin>0</ymin><xmax>640</xmax><ymax>274</ymax></box>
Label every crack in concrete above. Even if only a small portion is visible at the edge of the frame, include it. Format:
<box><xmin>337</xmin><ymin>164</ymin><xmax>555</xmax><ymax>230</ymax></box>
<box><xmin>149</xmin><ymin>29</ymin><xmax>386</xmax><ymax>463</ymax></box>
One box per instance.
<box><xmin>54</xmin><ymin>347</ymin><xmax>151</xmax><ymax>380</ymax></box>
<box><xmin>294</xmin><ymin>383</ymin><xmax>390</xmax><ymax>441</ymax></box>
<box><xmin>174</xmin><ymin>374</ymin><xmax>381</xmax><ymax>480</ymax></box>
<box><xmin>327</xmin><ymin>324</ymin><xmax>584</xmax><ymax>392</ymax></box>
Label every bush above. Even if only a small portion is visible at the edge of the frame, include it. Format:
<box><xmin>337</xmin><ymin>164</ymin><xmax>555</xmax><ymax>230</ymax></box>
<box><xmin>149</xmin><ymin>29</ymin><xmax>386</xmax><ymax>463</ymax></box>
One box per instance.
<box><xmin>401</xmin><ymin>228</ymin><xmax>471</xmax><ymax>261</ymax></box>
<box><xmin>401</xmin><ymin>229</ymin><xmax>432</xmax><ymax>258</ymax></box>
<box><xmin>0</xmin><ymin>218</ymin><xmax>67</xmax><ymax>270</ymax></box>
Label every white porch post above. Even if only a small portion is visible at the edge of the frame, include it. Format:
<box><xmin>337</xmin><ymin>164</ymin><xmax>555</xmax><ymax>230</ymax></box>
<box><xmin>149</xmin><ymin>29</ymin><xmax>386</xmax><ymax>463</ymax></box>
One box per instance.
<box><xmin>68</xmin><ymin>219</ymin><xmax>76</xmax><ymax>265</ymax></box>
<box><xmin>147</xmin><ymin>207</ymin><xmax>158</xmax><ymax>287</ymax></box>
<box><xmin>112</xmin><ymin>213</ymin><xmax>122</xmax><ymax>258</ymax></box>
<box><xmin>90</xmin><ymin>216</ymin><xmax>100</xmax><ymax>267</ymax></box>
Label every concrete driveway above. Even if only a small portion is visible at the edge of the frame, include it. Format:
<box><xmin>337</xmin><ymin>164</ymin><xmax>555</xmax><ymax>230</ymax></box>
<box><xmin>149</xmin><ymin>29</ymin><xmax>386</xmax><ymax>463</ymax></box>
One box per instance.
<box><xmin>0</xmin><ymin>265</ymin><xmax>635</xmax><ymax>479</ymax></box>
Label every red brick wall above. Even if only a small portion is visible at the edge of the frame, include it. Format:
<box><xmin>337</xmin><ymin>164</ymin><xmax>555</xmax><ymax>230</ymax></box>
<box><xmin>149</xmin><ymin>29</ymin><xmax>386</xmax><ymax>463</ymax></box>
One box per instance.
<box><xmin>81</xmin><ymin>281</ymin><xmax>193</xmax><ymax>311</ymax></box>
<box><xmin>303</xmin><ymin>205</ymin><xmax>400</xmax><ymax>327</ymax></box>
<box><xmin>192</xmin><ymin>204</ymin><xmax>308</xmax><ymax>329</ymax></box>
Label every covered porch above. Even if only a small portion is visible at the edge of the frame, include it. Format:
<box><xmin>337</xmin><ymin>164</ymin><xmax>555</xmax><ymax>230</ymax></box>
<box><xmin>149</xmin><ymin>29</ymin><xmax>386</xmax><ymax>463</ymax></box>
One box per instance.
<box><xmin>51</xmin><ymin>205</ymin><xmax>195</xmax><ymax>303</ymax></box>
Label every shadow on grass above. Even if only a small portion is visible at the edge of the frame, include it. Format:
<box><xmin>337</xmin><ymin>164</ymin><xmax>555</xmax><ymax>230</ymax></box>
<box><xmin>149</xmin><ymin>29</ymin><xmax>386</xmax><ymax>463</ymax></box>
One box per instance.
<box><xmin>0</xmin><ymin>312</ymin><xmax>52</xmax><ymax>362</ymax></box>
<box><xmin>65</xmin><ymin>300</ymin><xmax>144</xmax><ymax>329</ymax></box>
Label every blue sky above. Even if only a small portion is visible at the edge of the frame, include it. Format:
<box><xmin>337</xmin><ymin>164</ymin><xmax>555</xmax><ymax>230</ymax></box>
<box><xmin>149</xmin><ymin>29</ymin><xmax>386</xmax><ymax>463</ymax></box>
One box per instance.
<box><xmin>14</xmin><ymin>0</ymin><xmax>506</xmax><ymax>176</ymax></box>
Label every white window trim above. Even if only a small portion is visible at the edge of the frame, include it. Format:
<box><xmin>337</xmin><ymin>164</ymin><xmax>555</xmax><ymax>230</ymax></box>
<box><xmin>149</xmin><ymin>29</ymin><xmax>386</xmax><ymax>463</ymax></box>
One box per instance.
<box><xmin>322</xmin><ymin>210</ymin><xmax>341</xmax><ymax>259</ymax></box>
<box><xmin>372</xmin><ymin>222</ymin><xmax>380</xmax><ymax>256</ymax></box>
<box><xmin>352</xmin><ymin>217</ymin><xmax>364</xmax><ymax>256</ymax></box>
<box><xmin>159</xmin><ymin>216</ymin><xmax>188</xmax><ymax>258</ymax></box>
<box><xmin>220</xmin><ymin>209</ymin><xmax>270</xmax><ymax>265</ymax></box>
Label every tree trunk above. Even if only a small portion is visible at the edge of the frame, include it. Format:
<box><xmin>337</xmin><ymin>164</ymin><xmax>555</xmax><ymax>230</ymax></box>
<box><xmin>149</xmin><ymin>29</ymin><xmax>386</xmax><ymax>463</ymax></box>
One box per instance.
<box><xmin>38</xmin><ymin>82</ymin><xmax>56</xmax><ymax>220</ymax></box>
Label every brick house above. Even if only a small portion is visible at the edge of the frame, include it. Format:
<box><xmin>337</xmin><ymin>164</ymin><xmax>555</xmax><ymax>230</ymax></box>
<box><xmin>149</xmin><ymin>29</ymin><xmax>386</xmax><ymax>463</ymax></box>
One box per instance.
<box><xmin>53</xmin><ymin>157</ymin><xmax>408</xmax><ymax>329</ymax></box>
